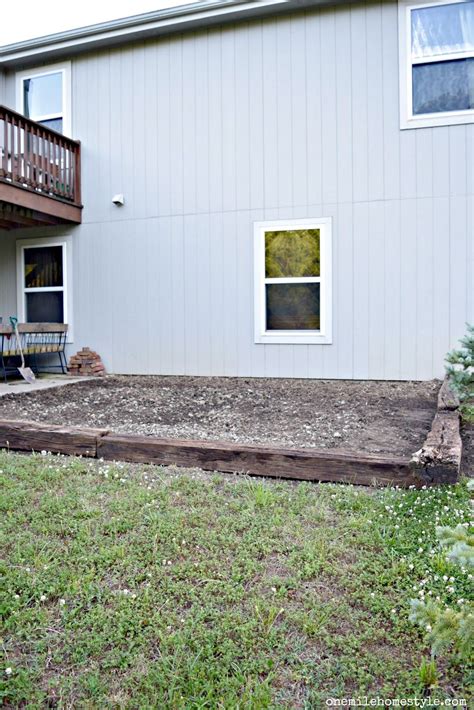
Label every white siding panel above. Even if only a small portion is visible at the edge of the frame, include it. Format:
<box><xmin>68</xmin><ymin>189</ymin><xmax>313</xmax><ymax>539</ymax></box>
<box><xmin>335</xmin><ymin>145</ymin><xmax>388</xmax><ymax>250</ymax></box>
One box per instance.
<box><xmin>368</xmin><ymin>201</ymin><xmax>385</xmax><ymax>379</ymax></box>
<box><xmin>182</xmin><ymin>38</ymin><xmax>197</xmax><ymax>216</ymax></box>
<box><xmin>415</xmin><ymin>199</ymin><xmax>434</xmax><ymax>378</ymax></box>
<box><xmin>305</xmin><ymin>11</ymin><xmax>323</xmax><ymax>208</ymax></box>
<box><xmin>351</xmin><ymin>3</ymin><xmax>369</xmax><ymax>205</ymax></box>
<box><xmin>0</xmin><ymin>233</ymin><xmax>17</xmax><ymax>321</ymax></box>
<box><xmin>169</xmin><ymin>40</ymin><xmax>184</xmax><ymax>218</ymax></box>
<box><xmin>416</xmin><ymin>131</ymin><xmax>434</xmax><ymax>199</ymax></box>
<box><xmin>381</xmin><ymin>1</ymin><xmax>400</xmax><ymax>201</ymax></box>
<box><xmin>234</xmin><ymin>25</ymin><xmax>251</xmax><ymax>212</ymax></box>
<box><xmin>335</xmin><ymin>9</ymin><xmax>353</xmax><ymax>206</ymax></box>
<box><xmin>366</xmin><ymin>3</ymin><xmax>385</xmax><ymax>203</ymax></box>
<box><xmin>221</xmin><ymin>28</ymin><xmax>237</xmax><ymax>214</ymax></box>
<box><xmin>320</xmin><ymin>10</ymin><xmax>337</xmax><ymax>206</ymax></box>
<box><xmin>399</xmin><ymin>199</ymin><xmax>418</xmax><ymax>379</ymax></box>
<box><xmin>449</xmin><ymin>127</ymin><xmax>467</xmax><ymax>197</ymax></box>
<box><xmin>432</xmin><ymin>127</ymin><xmax>450</xmax><ymax>197</ymax></box>
<box><xmin>383</xmin><ymin>200</ymin><xmax>401</xmax><ymax>379</ymax></box>
<box><xmin>352</xmin><ymin>202</ymin><xmax>370</xmax><ymax>380</ymax></box>
<box><xmin>290</xmin><ymin>16</ymin><xmax>308</xmax><ymax>208</ymax></box>
<box><xmin>432</xmin><ymin>198</ymin><xmax>451</xmax><ymax>371</ymax></box>
<box><xmin>449</xmin><ymin>196</ymin><xmax>468</xmax><ymax>347</ymax></box>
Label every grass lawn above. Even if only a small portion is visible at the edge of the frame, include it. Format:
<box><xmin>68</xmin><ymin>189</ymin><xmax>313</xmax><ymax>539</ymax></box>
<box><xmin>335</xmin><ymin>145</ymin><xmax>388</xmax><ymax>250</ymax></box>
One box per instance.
<box><xmin>0</xmin><ymin>451</ymin><xmax>472</xmax><ymax>708</ymax></box>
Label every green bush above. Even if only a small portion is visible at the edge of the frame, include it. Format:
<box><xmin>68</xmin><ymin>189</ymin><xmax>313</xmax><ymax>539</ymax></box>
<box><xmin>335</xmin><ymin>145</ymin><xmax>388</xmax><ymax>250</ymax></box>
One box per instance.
<box><xmin>445</xmin><ymin>324</ymin><xmax>474</xmax><ymax>421</ymax></box>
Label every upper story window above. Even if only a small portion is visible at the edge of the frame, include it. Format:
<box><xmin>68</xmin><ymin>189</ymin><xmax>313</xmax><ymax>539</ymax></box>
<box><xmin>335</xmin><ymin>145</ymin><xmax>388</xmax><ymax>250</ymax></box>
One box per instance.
<box><xmin>16</xmin><ymin>62</ymin><xmax>71</xmax><ymax>135</ymax></box>
<box><xmin>254</xmin><ymin>219</ymin><xmax>332</xmax><ymax>345</ymax></box>
<box><xmin>399</xmin><ymin>0</ymin><xmax>474</xmax><ymax>129</ymax></box>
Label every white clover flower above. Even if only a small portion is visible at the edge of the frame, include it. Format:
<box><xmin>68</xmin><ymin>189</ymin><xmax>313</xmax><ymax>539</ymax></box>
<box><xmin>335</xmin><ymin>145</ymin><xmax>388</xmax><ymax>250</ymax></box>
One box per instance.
<box><xmin>40</xmin><ymin>595</ymin><xmax>46</xmax><ymax>602</ymax></box>
<box><xmin>59</xmin><ymin>599</ymin><xmax>66</xmax><ymax>606</ymax></box>
<box><xmin>426</xmin><ymin>624</ymin><xmax>432</xmax><ymax>632</ymax></box>
<box><xmin>5</xmin><ymin>667</ymin><xmax>12</xmax><ymax>676</ymax></box>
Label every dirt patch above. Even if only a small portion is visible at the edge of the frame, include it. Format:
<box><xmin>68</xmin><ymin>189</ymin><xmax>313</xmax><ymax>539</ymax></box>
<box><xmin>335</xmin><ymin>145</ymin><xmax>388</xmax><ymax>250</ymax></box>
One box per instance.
<box><xmin>461</xmin><ymin>421</ymin><xmax>474</xmax><ymax>477</ymax></box>
<box><xmin>0</xmin><ymin>375</ymin><xmax>439</xmax><ymax>457</ymax></box>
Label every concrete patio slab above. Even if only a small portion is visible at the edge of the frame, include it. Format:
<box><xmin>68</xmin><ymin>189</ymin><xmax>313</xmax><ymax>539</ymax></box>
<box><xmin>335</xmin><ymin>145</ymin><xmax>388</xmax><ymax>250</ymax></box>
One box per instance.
<box><xmin>0</xmin><ymin>374</ymin><xmax>91</xmax><ymax>397</ymax></box>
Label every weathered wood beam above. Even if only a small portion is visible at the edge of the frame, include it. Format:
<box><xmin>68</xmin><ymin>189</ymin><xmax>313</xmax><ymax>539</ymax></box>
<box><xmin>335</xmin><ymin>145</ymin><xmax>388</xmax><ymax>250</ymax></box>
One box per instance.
<box><xmin>0</xmin><ymin>181</ymin><xmax>82</xmax><ymax>224</ymax></box>
<box><xmin>410</xmin><ymin>377</ymin><xmax>462</xmax><ymax>484</ymax></box>
<box><xmin>98</xmin><ymin>433</ymin><xmax>417</xmax><ymax>487</ymax></box>
<box><xmin>0</xmin><ymin>419</ymin><xmax>108</xmax><ymax>457</ymax></box>
<box><xmin>437</xmin><ymin>376</ymin><xmax>460</xmax><ymax>411</ymax></box>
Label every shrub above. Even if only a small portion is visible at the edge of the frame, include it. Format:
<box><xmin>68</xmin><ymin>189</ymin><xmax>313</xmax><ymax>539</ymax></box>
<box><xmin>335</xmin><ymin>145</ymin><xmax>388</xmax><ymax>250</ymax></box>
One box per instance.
<box><xmin>445</xmin><ymin>324</ymin><xmax>474</xmax><ymax>421</ymax></box>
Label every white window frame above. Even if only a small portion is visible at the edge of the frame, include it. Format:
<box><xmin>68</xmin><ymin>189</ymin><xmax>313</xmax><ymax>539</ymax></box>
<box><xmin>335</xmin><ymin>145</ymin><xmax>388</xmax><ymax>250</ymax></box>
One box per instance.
<box><xmin>16</xmin><ymin>62</ymin><xmax>72</xmax><ymax>136</ymax></box>
<box><xmin>16</xmin><ymin>236</ymin><xmax>73</xmax><ymax>341</ymax></box>
<box><xmin>254</xmin><ymin>218</ymin><xmax>332</xmax><ymax>345</ymax></box>
<box><xmin>399</xmin><ymin>0</ymin><xmax>474</xmax><ymax>129</ymax></box>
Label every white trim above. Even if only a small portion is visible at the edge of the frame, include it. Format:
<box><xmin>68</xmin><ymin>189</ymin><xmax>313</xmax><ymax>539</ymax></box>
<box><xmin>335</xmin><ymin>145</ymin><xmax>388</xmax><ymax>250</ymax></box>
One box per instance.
<box><xmin>399</xmin><ymin>0</ymin><xmax>474</xmax><ymax>129</ymax></box>
<box><xmin>16</xmin><ymin>236</ymin><xmax>73</xmax><ymax>342</ymax></box>
<box><xmin>253</xmin><ymin>218</ymin><xmax>333</xmax><ymax>345</ymax></box>
<box><xmin>16</xmin><ymin>61</ymin><xmax>72</xmax><ymax>136</ymax></box>
<box><xmin>0</xmin><ymin>1</ymin><xmax>290</xmax><ymax>65</ymax></box>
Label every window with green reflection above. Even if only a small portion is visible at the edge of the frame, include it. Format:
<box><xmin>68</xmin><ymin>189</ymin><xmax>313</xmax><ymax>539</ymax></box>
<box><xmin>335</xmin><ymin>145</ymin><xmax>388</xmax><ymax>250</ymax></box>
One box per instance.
<box><xmin>265</xmin><ymin>229</ymin><xmax>320</xmax><ymax>278</ymax></box>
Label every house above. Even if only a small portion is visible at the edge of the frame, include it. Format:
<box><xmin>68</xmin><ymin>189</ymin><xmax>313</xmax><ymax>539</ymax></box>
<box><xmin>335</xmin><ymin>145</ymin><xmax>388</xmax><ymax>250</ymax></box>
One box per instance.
<box><xmin>0</xmin><ymin>0</ymin><xmax>472</xmax><ymax>381</ymax></box>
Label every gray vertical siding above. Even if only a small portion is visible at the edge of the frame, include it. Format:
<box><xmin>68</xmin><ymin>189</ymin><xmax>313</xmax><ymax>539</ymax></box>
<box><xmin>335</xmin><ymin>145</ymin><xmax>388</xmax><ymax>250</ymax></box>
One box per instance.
<box><xmin>0</xmin><ymin>68</ymin><xmax>16</xmax><ymax>321</ymax></box>
<box><xmin>0</xmin><ymin>0</ymin><xmax>473</xmax><ymax>379</ymax></box>
<box><xmin>0</xmin><ymin>232</ymin><xmax>18</xmax><ymax>320</ymax></box>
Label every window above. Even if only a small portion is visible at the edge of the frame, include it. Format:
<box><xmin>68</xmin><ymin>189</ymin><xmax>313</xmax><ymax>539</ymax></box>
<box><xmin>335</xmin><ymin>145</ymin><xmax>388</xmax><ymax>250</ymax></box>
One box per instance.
<box><xmin>16</xmin><ymin>238</ymin><xmax>72</xmax><ymax>335</ymax></box>
<box><xmin>399</xmin><ymin>0</ymin><xmax>474</xmax><ymax>128</ymax></box>
<box><xmin>16</xmin><ymin>63</ymin><xmax>71</xmax><ymax>135</ymax></box>
<box><xmin>254</xmin><ymin>219</ymin><xmax>332</xmax><ymax>344</ymax></box>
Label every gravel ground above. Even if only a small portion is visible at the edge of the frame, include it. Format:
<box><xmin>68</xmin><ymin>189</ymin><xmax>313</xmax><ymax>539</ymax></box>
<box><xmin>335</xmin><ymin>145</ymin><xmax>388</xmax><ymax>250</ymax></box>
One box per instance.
<box><xmin>0</xmin><ymin>375</ymin><xmax>440</xmax><ymax>456</ymax></box>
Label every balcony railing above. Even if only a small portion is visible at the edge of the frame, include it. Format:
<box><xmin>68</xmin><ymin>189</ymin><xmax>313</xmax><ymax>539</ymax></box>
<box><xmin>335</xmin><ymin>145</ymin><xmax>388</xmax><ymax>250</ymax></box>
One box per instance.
<box><xmin>0</xmin><ymin>105</ymin><xmax>81</xmax><ymax>207</ymax></box>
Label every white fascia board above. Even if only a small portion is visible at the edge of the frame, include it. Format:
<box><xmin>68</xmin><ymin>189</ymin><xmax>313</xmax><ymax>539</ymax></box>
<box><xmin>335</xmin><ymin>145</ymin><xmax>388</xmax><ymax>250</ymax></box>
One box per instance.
<box><xmin>0</xmin><ymin>0</ymin><xmax>288</xmax><ymax>66</ymax></box>
<box><xmin>0</xmin><ymin>0</ymin><xmax>356</xmax><ymax>67</ymax></box>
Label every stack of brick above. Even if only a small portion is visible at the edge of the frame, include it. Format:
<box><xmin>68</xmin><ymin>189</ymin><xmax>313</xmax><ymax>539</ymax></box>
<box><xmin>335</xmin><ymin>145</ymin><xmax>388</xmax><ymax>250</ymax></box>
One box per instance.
<box><xmin>68</xmin><ymin>347</ymin><xmax>106</xmax><ymax>377</ymax></box>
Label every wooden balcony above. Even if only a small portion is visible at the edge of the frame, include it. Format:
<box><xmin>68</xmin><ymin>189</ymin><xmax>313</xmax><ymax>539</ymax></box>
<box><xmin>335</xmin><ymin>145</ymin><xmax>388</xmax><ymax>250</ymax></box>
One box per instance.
<box><xmin>0</xmin><ymin>106</ymin><xmax>82</xmax><ymax>230</ymax></box>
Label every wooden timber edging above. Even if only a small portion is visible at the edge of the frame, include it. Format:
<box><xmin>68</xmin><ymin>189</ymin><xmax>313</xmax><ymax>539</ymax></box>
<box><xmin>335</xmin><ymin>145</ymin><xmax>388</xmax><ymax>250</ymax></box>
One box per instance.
<box><xmin>0</xmin><ymin>376</ymin><xmax>463</xmax><ymax>487</ymax></box>
<box><xmin>97</xmin><ymin>434</ymin><xmax>415</xmax><ymax>487</ymax></box>
<box><xmin>0</xmin><ymin>417</ymin><xmax>416</xmax><ymax>486</ymax></box>
<box><xmin>410</xmin><ymin>376</ymin><xmax>463</xmax><ymax>485</ymax></box>
<box><xmin>0</xmin><ymin>419</ymin><xmax>109</xmax><ymax>458</ymax></box>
